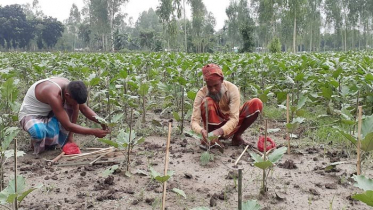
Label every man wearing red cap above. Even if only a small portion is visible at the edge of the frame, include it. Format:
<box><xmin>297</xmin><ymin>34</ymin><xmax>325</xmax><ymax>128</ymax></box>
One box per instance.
<box><xmin>191</xmin><ymin>64</ymin><xmax>263</xmax><ymax>148</ymax></box>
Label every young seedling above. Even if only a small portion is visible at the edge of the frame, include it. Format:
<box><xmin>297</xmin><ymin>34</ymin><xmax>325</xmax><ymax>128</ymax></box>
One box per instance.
<box><xmin>0</xmin><ymin>176</ymin><xmax>43</xmax><ymax>209</ymax></box>
<box><xmin>99</xmin><ymin>129</ymin><xmax>145</xmax><ymax>174</ymax></box>
<box><xmin>249</xmin><ymin>147</ymin><xmax>287</xmax><ymax>195</ymax></box>
<box><xmin>338</xmin><ymin>113</ymin><xmax>373</xmax><ymax>174</ymax></box>
<box><xmin>351</xmin><ymin>175</ymin><xmax>373</xmax><ymax>207</ymax></box>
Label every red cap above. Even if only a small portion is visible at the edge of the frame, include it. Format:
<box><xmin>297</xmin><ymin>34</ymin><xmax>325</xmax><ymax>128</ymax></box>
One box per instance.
<box><xmin>202</xmin><ymin>64</ymin><xmax>224</xmax><ymax>81</ymax></box>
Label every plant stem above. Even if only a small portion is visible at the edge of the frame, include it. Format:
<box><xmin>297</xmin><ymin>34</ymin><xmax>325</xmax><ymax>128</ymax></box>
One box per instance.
<box><xmin>180</xmin><ymin>86</ymin><xmax>184</xmax><ymax>134</ymax></box>
<box><xmin>238</xmin><ymin>168</ymin><xmax>242</xmax><ymax>210</ymax></box>
<box><xmin>357</xmin><ymin>106</ymin><xmax>362</xmax><ymax>175</ymax></box>
<box><xmin>353</xmin><ymin>91</ymin><xmax>360</xmax><ymax>135</ymax></box>
<box><xmin>106</xmin><ymin>78</ymin><xmax>111</xmax><ymax>140</ymax></box>
<box><xmin>287</xmin><ymin>94</ymin><xmax>290</xmax><ymax>154</ymax></box>
<box><xmin>162</xmin><ymin>120</ymin><xmax>172</xmax><ymax>210</ymax></box>
<box><xmin>127</xmin><ymin>108</ymin><xmax>133</xmax><ymax>172</ymax></box>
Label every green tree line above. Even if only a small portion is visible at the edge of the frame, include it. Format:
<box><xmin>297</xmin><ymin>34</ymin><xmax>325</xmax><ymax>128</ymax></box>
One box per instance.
<box><xmin>1</xmin><ymin>0</ymin><xmax>373</xmax><ymax>52</ymax></box>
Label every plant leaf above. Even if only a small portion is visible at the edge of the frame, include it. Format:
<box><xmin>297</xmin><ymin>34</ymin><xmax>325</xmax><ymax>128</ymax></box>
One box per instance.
<box><xmin>361</xmin><ymin>133</ymin><xmax>373</xmax><ymax>152</ymax></box>
<box><xmin>111</xmin><ymin>113</ymin><xmax>124</xmax><ymax>123</ymax></box>
<box><xmin>155</xmin><ymin>175</ymin><xmax>170</xmax><ymax>183</ymax></box>
<box><xmin>98</xmin><ymin>139</ymin><xmax>119</xmax><ymax>148</ymax></box>
<box><xmin>337</xmin><ymin>129</ymin><xmax>357</xmax><ymax>145</ymax></box>
<box><xmin>268</xmin><ymin>147</ymin><xmax>287</xmax><ymax>163</ymax></box>
<box><xmin>352</xmin><ymin>191</ymin><xmax>373</xmax><ymax>207</ymax></box>
<box><xmin>2</xmin><ymin>127</ymin><xmax>19</xmax><ymax>150</ymax></box>
<box><xmin>173</xmin><ymin>112</ymin><xmax>181</xmax><ymax>121</ymax></box>
<box><xmin>149</xmin><ymin>167</ymin><xmax>160</xmax><ymax>178</ymax></box>
<box><xmin>187</xmin><ymin>91</ymin><xmax>197</xmax><ymax>100</ymax></box>
<box><xmin>200</xmin><ymin>152</ymin><xmax>212</xmax><ymax>166</ymax></box>
<box><xmin>242</xmin><ymin>199</ymin><xmax>261</xmax><ymax>210</ymax></box>
<box><xmin>249</xmin><ymin>152</ymin><xmax>264</xmax><ymax>163</ymax></box>
<box><xmin>353</xmin><ymin>175</ymin><xmax>373</xmax><ymax>191</ymax></box>
<box><xmin>102</xmin><ymin>165</ymin><xmax>118</xmax><ymax>177</ymax></box>
<box><xmin>362</xmin><ymin>115</ymin><xmax>373</xmax><ymax>137</ymax></box>
<box><xmin>254</xmin><ymin>161</ymin><xmax>273</xmax><ymax>170</ymax></box>
<box><xmin>172</xmin><ymin>188</ymin><xmax>187</xmax><ymax>199</ymax></box>
<box><xmin>190</xmin><ymin>207</ymin><xmax>210</xmax><ymax>210</ymax></box>
<box><xmin>17</xmin><ymin>184</ymin><xmax>43</xmax><ymax>204</ymax></box>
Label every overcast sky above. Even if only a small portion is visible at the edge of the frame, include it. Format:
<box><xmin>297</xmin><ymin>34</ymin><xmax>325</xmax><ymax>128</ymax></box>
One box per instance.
<box><xmin>0</xmin><ymin>0</ymin><xmax>230</xmax><ymax>30</ymax></box>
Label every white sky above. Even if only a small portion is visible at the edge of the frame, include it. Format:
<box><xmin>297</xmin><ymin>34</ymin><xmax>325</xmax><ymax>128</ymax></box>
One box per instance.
<box><xmin>0</xmin><ymin>0</ymin><xmax>230</xmax><ymax>30</ymax></box>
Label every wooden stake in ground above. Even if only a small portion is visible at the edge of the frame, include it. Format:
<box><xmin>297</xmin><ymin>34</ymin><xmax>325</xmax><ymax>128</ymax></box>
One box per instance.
<box><xmin>262</xmin><ymin>119</ymin><xmax>268</xmax><ymax>195</ymax></box>
<box><xmin>238</xmin><ymin>168</ymin><xmax>243</xmax><ymax>210</ymax></box>
<box><xmin>357</xmin><ymin>106</ymin><xmax>362</xmax><ymax>175</ymax></box>
<box><xmin>286</xmin><ymin>94</ymin><xmax>290</xmax><ymax>154</ymax></box>
<box><xmin>234</xmin><ymin>145</ymin><xmax>249</xmax><ymax>166</ymax></box>
<box><xmin>162</xmin><ymin>119</ymin><xmax>173</xmax><ymax>210</ymax></box>
<box><xmin>14</xmin><ymin>138</ymin><xmax>18</xmax><ymax>210</ymax></box>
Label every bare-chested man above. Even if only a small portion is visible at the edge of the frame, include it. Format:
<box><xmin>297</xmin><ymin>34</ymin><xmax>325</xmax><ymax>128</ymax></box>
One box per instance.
<box><xmin>19</xmin><ymin>77</ymin><xmax>109</xmax><ymax>154</ymax></box>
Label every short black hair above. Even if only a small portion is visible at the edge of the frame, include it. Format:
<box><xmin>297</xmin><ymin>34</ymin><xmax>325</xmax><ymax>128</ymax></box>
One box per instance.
<box><xmin>67</xmin><ymin>81</ymin><xmax>88</xmax><ymax>104</ymax></box>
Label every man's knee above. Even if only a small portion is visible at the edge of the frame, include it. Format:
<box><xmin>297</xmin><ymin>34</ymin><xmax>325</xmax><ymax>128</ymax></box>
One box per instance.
<box><xmin>27</xmin><ymin>123</ymin><xmax>47</xmax><ymax>141</ymax></box>
<box><xmin>248</xmin><ymin>98</ymin><xmax>263</xmax><ymax>112</ymax></box>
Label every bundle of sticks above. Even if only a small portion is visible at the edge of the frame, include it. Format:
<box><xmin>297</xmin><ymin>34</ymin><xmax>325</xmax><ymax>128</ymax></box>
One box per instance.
<box><xmin>46</xmin><ymin>147</ymin><xmax>115</xmax><ymax>165</ymax></box>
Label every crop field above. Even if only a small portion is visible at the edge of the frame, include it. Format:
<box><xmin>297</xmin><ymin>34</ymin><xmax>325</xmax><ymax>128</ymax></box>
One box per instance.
<box><xmin>1</xmin><ymin>52</ymin><xmax>373</xmax><ymax>209</ymax></box>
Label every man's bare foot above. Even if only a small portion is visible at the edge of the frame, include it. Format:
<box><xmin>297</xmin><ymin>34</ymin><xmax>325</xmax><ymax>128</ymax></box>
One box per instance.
<box><xmin>232</xmin><ymin>136</ymin><xmax>253</xmax><ymax>147</ymax></box>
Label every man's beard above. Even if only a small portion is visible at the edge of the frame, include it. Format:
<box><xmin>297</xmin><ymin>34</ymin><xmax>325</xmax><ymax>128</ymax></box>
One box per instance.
<box><xmin>208</xmin><ymin>91</ymin><xmax>222</xmax><ymax>102</ymax></box>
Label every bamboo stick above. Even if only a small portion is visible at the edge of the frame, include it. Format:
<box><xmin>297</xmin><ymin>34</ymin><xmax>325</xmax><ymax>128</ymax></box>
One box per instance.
<box><xmin>262</xmin><ymin>120</ymin><xmax>268</xmax><ymax>194</ymax></box>
<box><xmin>14</xmin><ymin>138</ymin><xmax>18</xmax><ymax>210</ymax></box>
<box><xmin>234</xmin><ymin>145</ymin><xmax>249</xmax><ymax>166</ymax></box>
<box><xmin>56</xmin><ymin>160</ymin><xmax>121</xmax><ymax>167</ymax></box>
<box><xmin>286</xmin><ymin>94</ymin><xmax>290</xmax><ymax>154</ymax></box>
<box><xmin>89</xmin><ymin>148</ymin><xmax>114</xmax><ymax>165</ymax></box>
<box><xmin>238</xmin><ymin>168</ymin><xmax>243</xmax><ymax>210</ymax></box>
<box><xmin>68</xmin><ymin>147</ymin><xmax>113</xmax><ymax>159</ymax></box>
<box><xmin>162</xmin><ymin>119</ymin><xmax>173</xmax><ymax>210</ymax></box>
<box><xmin>357</xmin><ymin>106</ymin><xmax>362</xmax><ymax>175</ymax></box>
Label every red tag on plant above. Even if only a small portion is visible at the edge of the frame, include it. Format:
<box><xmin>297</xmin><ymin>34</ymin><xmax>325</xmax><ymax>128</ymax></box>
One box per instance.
<box><xmin>257</xmin><ymin>136</ymin><xmax>276</xmax><ymax>152</ymax></box>
<box><xmin>63</xmin><ymin>142</ymin><xmax>81</xmax><ymax>155</ymax></box>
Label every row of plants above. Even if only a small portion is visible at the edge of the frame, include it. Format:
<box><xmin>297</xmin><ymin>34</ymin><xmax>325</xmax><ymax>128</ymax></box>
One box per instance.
<box><xmin>1</xmin><ymin>51</ymin><xmax>373</xmax><ymax>208</ymax></box>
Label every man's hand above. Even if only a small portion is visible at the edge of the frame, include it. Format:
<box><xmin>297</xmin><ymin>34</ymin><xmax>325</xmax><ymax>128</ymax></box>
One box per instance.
<box><xmin>201</xmin><ymin>128</ymin><xmax>224</xmax><ymax>147</ymax></box>
<box><xmin>93</xmin><ymin>128</ymin><xmax>110</xmax><ymax>138</ymax></box>
<box><xmin>201</xmin><ymin>129</ymin><xmax>208</xmax><ymax>142</ymax></box>
<box><xmin>101</xmin><ymin>123</ymin><xmax>108</xmax><ymax>131</ymax></box>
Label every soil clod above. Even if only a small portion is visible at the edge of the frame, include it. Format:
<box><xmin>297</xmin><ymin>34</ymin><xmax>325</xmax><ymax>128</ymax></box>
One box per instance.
<box><xmin>309</xmin><ymin>188</ymin><xmax>320</xmax><ymax>196</ymax></box>
<box><xmin>279</xmin><ymin>160</ymin><xmax>298</xmax><ymax>169</ymax></box>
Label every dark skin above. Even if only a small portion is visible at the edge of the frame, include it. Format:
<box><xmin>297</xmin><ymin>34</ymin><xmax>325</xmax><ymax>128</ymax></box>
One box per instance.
<box><xmin>35</xmin><ymin>78</ymin><xmax>109</xmax><ymax>142</ymax></box>
<box><xmin>201</xmin><ymin>78</ymin><xmax>258</xmax><ymax>147</ymax></box>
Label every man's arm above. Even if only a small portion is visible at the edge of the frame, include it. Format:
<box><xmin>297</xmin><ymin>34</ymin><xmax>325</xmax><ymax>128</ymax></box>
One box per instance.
<box><xmin>48</xmin><ymin>95</ymin><xmax>108</xmax><ymax>137</ymax></box>
<box><xmin>190</xmin><ymin>89</ymin><xmax>205</xmax><ymax>135</ymax></box>
<box><xmin>66</xmin><ymin>104</ymin><xmax>79</xmax><ymax>142</ymax></box>
<box><xmin>79</xmin><ymin>104</ymin><xmax>107</xmax><ymax>130</ymax></box>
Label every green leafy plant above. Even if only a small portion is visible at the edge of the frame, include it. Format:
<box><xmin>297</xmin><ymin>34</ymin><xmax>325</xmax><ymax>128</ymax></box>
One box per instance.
<box><xmin>268</xmin><ymin>37</ymin><xmax>281</xmax><ymax>53</ymax></box>
<box><xmin>249</xmin><ymin>147</ymin><xmax>287</xmax><ymax>194</ymax></box>
<box><xmin>338</xmin><ymin>115</ymin><xmax>373</xmax><ymax>152</ymax></box>
<box><xmin>0</xmin><ymin>176</ymin><xmax>42</xmax><ymax>209</ymax></box>
<box><xmin>242</xmin><ymin>200</ymin><xmax>261</xmax><ymax>210</ymax></box>
<box><xmin>352</xmin><ymin>175</ymin><xmax>373</xmax><ymax>207</ymax></box>
<box><xmin>102</xmin><ymin>165</ymin><xmax>119</xmax><ymax>177</ymax></box>
<box><xmin>0</xmin><ymin>127</ymin><xmax>20</xmax><ymax>190</ymax></box>
<box><xmin>99</xmin><ymin>129</ymin><xmax>145</xmax><ymax>172</ymax></box>
<box><xmin>149</xmin><ymin>167</ymin><xmax>174</xmax><ymax>184</ymax></box>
